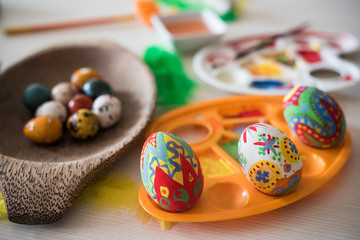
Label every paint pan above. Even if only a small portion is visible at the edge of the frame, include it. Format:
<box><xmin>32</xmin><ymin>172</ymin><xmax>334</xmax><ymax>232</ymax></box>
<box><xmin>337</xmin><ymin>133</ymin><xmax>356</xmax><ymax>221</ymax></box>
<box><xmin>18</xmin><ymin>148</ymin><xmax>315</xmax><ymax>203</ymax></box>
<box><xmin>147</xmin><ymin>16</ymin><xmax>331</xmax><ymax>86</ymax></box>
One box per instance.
<box><xmin>151</xmin><ymin>10</ymin><xmax>227</xmax><ymax>53</ymax></box>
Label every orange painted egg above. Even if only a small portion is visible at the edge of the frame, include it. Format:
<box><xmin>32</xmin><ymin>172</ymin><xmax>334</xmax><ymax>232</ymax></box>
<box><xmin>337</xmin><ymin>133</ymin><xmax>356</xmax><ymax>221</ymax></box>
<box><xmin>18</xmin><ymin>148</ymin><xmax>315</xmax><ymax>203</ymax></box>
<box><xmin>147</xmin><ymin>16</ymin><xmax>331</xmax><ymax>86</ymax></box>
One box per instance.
<box><xmin>70</xmin><ymin>67</ymin><xmax>102</xmax><ymax>89</ymax></box>
<box><xmin>140</xmin><ymin>132</ymin><xmax>204</xmax><ymax>212</ymax></box>
<box><xmin>238</xmin><ymin>123</ymin><xmax>302</xmax><ymax>195</ymax></box>
<box><xmin>23</xmin><ymin>116</ymin><xmax>63</xmax><ymax>144</ymax></box>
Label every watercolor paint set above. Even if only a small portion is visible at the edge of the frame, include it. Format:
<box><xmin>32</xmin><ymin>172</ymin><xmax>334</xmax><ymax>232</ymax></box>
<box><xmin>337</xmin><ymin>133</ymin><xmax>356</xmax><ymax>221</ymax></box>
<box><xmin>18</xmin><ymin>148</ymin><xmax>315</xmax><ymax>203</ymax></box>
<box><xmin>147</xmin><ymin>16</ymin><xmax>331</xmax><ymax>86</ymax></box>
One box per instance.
<box><xmin>193</xmin><ymin>30</ymin><xmax>360</xmax><ymax>95</ymax></box>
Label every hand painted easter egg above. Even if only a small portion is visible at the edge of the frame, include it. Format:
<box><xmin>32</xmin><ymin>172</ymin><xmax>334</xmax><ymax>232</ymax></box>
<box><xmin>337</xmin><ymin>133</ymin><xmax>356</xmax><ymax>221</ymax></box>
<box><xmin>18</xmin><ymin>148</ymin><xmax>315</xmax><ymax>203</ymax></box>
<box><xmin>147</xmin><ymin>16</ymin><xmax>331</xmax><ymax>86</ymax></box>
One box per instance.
<box><xmin>68</xmin><ymin>94</ymin><xmax>93</xmax><ymax>115</ymax></box>
<box><xmin>23</xmin><ymin>116</ymin><xmax>63</xmax><ymax>144</ymax></box>
<box><xmin>23</xmin><ymin>83</ymin><xmax>50</xmax><ymax>111</ymax></box>
<box><xmin>92</xmin><ymin>94</ymin><xmax>122</xmax><ymax>128</ymax></box>
<box><xmin>70</xmin><ymin>67</ymin><xmax>102</xmax><ymax>89</ymax></box>
<box><xmin>82</xmin><ymin>79</ymin><xmax>113</xmax><ymax>99</ymax></box>
<box><xmin>238</xmin><ymin>123</ymin><xmax>302</xmax><ymax>196</ymax></box>
<box><xmin>140</xmin><ymin>132</ymin><xmax>204</xmax><ymax>212</ymax></box>
<box><xmin>283</xmin><ymin>86</ymin><xmax>346</xmax><ymax>148</ymax></box>
<box><xmin>66</xmin><ymin>109</ymin><xmax>100</xmax><ymax>140</ymax></box>
<box><xmin>35</xmin><ymin>100</ymin><xmax>68</xmax><ymax>123</ymax></box>
<box><xmin>51</xmin><ymin>82</ymin><xmax>78</xmax><ymax>105</ymax></box>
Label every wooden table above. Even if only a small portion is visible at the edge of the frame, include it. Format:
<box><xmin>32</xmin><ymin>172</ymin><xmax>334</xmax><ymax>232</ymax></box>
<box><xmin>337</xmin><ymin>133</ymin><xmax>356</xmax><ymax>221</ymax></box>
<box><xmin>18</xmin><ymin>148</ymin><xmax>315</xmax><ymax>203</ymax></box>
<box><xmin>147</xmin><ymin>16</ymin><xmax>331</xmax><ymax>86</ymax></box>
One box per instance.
<box><xmin>0</xmin><ymin>0</ymin><xmax>359</xmax><ymax>239</ymax></box>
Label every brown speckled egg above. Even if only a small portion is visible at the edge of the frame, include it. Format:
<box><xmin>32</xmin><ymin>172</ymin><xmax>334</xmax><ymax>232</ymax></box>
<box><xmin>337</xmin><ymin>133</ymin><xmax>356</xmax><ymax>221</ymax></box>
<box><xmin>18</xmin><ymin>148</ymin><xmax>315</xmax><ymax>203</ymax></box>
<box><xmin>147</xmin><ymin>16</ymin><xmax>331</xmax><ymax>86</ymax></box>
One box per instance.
<box><xmin>70</xmin><ymin>67</ymin><xmax>102</xmax><ymax>89</ymax></box>
<box><xmin>51</xmin><ymin>82</ymin><xmax>78</xmax><ymax>105</ymax></box>
<box><xmin>67</xmin><ymin>109</ymin><xmax>100</xmax><ymax>140</ymax></box>
<box><xmin>23</xmin><ymin>116</ymin><xmax>63</xmax><ymax>144</ymax></box>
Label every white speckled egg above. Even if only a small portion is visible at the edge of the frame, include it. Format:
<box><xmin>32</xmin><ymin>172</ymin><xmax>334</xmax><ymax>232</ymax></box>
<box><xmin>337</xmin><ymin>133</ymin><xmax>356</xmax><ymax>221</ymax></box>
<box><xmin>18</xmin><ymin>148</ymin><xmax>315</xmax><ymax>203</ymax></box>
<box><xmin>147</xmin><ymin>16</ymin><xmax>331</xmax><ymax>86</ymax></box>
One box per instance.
<box><xmin>35</xmin><ymin>100</ymin><xmax>68</xmax><ymax>123</ymax></box>
<box><xmin>51</xmin><ymin>82</ymin><xmax>78</xmax><ymax>105</ymax></box>
<box><xmin>238</xmin><ymin>123</ymin><xmax>302</xmax><ymax>195</ymax></box>
<box><xmin>91</xmin><ymin>94</ymin><xmax>121</xmax><ymax>128</ymax></box>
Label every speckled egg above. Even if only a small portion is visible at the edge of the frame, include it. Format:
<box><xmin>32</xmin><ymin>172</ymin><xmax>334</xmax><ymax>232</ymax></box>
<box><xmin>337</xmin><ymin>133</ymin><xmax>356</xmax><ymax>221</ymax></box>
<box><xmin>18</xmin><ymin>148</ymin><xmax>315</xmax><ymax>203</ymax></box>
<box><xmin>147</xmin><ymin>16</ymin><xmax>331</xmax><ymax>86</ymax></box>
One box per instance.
<box><xmin>82</xmin><ymin>79</ymin><xmax>113</xmax><ymax>99</ymax></box>
<box><xmin>67</xmin><ymin>109</ymin><xmax>100</xmax><ymax>140</ymax></box>
<box><xmin>51</xmin><ymin>82</ymin><xmax>78</xmax><ymax>105</ymax></box>
<box><xmin>92</xmin><ymin>94</ymin><xmax>122</xmax><ymax>128</ymax></box>
<box><xmin>70</xmin><ymin>67</ymin><xmax>102</xmax><ymax>89</ymax></box>
<box><xmin>140</xmin><ymin>132</ymin><xmax>204</xmax><ymax>212</ymax></box>
<box><xmin>68</xmin><ymin>94</ymin><xmax>93</xmax><ymax>115</ymax></box>
<box><xmin>283</xmin><ymin>86</ymin><xmax>346</xmax><ymax>148</ymax></box>
<box><xmin>238</xmin><ymin>123</ymin><xmax>302</xmax><ymax>195</ymax></box>
<box><xmin>35</xmin><ymin>100</ymin><xmax>68</xmax><ymax>123</ymax></box>
<box><xmin>23</xmin><ymin>83</ymin><xmax>50</xmax><ymax>111</ymax></box>
<box><xmin>23</xmin><ymin>116</ymin><xmax>63</xmax><ymax>144</ymax></box>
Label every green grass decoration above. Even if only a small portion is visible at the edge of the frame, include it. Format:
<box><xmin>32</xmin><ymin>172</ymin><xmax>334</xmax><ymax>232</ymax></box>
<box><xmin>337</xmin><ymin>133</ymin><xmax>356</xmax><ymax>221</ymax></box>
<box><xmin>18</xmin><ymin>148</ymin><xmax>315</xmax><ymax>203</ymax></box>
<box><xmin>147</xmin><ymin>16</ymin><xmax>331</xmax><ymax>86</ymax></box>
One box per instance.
<box><xmin>221</xmin><ymin>140</ymin><xmax>240</xmax><ymax>163</ymax></box>
<box><xmin>156</xmin><ymin>0</ymin><xmax>244</xmax><ymax>22</ymax></box>
<box><xmin>156</xmin><ymin>0</ymin><xmax>205</xmax><ymax>12</ymax></box>
<box><xmin>143</xmin><ymin>46</ymin><xmax>197</xmax><ymax>106</ymax></box>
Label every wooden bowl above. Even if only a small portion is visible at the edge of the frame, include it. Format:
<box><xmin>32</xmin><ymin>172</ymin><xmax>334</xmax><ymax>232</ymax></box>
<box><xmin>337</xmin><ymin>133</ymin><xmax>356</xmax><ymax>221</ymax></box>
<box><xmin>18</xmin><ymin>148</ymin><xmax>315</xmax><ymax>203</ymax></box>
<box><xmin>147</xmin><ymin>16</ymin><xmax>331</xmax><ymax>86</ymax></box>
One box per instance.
<box><xmin>0</xmin><ymin>41</ymin><xmax>156</xmax><ymax>224</ymax></box>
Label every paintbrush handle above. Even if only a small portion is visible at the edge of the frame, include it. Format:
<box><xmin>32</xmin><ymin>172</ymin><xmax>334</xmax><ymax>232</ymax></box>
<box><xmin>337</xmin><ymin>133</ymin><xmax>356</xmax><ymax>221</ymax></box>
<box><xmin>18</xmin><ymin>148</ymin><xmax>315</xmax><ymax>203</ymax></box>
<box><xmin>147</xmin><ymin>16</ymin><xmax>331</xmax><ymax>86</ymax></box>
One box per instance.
<box><xmin>4</xmin><ymin>14</ymin><xmax>135</xmax><ymax>35</ymax></box>
<box><xmin>235</xmin><ymin>23</ymin><xmax>309</xmax><ymax>60</ymax></box>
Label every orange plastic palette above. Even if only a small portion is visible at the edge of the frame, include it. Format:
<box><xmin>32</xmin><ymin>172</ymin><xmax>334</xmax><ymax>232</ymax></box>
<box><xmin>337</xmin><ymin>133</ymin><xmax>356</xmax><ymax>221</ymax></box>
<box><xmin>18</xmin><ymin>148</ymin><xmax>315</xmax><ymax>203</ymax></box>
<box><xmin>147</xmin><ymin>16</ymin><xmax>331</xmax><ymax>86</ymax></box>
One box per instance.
<box><xmin>138</xmin><ymin>95</ymin><xmax>352</xmax><ymax>222</ymax></box>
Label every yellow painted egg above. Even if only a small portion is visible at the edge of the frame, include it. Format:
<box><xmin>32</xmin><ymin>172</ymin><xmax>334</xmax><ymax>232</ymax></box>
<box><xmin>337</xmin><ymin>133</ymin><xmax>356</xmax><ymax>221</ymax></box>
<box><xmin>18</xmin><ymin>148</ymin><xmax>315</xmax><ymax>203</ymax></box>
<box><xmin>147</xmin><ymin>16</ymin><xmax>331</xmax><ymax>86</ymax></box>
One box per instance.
<box><xmin>238</xmin><ymin>123</ymin><xmax>302</xmax><ymax>195</ymax></box>
<box><xmin>140</xmin><ymin>132</ymin><xmax>204</xmax><ymax>212</ymax></box>
<box><xmin>23</xmin><ymin>116</ymin><xmax>63</xmax><ymax>144</ymax></box>
<box><xmin>67</xmin><ymin>109</ymin><xmax>100</xmax><ymax>140</ymax></box>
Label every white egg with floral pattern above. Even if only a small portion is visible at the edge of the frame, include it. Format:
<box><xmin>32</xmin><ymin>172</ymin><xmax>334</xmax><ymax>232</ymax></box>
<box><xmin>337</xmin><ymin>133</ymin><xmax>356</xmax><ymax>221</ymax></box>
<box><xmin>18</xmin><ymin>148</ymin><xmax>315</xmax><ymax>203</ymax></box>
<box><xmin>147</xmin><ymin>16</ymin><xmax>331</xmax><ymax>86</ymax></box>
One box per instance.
<box><xmin>238</xmin><ymin>123</ymin><xmax>302</xmax><ymax>195</ymax></box>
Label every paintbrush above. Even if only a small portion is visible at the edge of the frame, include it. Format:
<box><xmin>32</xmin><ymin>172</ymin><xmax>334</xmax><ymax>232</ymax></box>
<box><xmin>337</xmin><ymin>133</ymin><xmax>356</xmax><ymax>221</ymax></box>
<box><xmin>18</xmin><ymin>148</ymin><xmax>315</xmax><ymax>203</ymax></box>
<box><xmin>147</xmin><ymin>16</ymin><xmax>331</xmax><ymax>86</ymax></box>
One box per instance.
<box><xmin>4</xmin><ymin>15</ymin><xmax>136</xmax><ymax>35</ymax></box>
<box><xmin>4</xmin><ymin>0</ymin><xmax>159</xmax><ymax>35</ymax></box>
<box><xmin>235</xmin><ymin>22</ymin><xmax>310</xmax><ymax>59</ymax></box>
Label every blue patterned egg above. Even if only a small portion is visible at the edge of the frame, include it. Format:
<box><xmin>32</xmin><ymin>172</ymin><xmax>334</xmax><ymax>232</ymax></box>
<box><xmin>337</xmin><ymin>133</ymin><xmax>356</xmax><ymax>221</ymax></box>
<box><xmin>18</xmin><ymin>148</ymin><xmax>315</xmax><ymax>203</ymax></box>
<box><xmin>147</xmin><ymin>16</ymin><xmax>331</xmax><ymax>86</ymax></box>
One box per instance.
<box><xmin>140</xmin><ymin>132</ymin><xmax>204</xmax><ymax>212</ymax></box>
<box><xmin>238</xmin><ymin>123</ymin><xmax>302</xmax><ymax>195</ymax></box>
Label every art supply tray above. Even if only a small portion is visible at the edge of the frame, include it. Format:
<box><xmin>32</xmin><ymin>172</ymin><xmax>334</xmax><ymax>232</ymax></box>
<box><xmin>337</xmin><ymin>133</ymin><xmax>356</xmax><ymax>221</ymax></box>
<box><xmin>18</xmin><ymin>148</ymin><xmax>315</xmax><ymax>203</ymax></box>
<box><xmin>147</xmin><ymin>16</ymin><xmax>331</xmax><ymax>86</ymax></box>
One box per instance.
<box><xmin>138</xmin><ymin>95</ymin><xmax>352</xmax><ymax>222</ymax></box>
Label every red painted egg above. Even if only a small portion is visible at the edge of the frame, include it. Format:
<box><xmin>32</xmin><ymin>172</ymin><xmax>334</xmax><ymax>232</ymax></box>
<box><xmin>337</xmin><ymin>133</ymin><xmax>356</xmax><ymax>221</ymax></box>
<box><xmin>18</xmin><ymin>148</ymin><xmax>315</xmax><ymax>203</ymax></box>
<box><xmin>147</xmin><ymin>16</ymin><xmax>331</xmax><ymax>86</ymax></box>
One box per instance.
<box><xmin>68</xmin><ymin>94</ymin><xmax>93</xmax><ymax>115</ymax></box>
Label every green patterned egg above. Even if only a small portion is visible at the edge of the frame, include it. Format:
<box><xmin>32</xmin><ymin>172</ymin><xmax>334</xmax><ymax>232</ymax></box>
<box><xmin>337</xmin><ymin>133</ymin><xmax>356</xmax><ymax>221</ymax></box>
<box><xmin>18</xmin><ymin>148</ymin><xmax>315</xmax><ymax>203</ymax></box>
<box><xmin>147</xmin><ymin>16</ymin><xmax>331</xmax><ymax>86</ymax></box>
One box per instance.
<box><xmin>283</xmin><ymin>86</ymin><xmax>346</xmax><ymax>148</ymax></box>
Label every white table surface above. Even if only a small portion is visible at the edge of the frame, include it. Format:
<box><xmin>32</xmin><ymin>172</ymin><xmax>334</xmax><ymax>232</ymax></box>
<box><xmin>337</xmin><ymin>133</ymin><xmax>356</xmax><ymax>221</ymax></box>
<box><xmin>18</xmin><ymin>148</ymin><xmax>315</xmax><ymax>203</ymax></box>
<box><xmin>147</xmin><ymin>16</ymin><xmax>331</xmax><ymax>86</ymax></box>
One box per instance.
<box><xmin>1</xmin><ymin>0</ymin><xmax>360</xmax><ymax>239</ymax></box>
